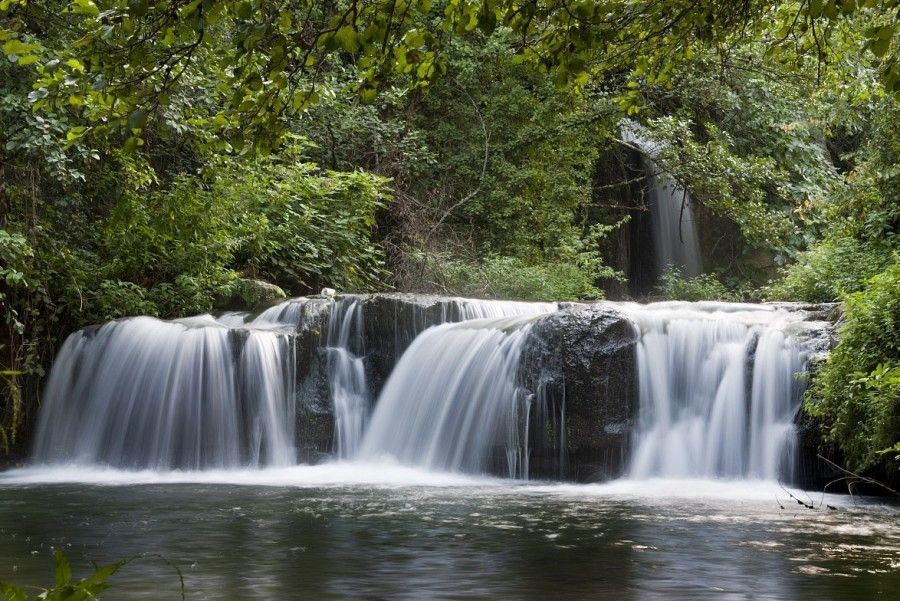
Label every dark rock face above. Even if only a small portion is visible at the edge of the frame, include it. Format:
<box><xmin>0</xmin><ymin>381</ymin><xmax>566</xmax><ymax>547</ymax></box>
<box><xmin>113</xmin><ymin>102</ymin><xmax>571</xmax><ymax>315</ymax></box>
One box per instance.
<box><xmin>291</xmin><ymin>298</ymin><xmax>334</xmax><ymax>462</ymax></box>
<box><xmin>521</xmin><ymin>304</ymin><xmax>639</xmax><ymax>481</ymax></box>
<box><xmin>293</xmin><ymin>294</ymin><xmax>463</xmax><ymax>461</ymax></box>
<box><xmin>356</xmin><ymin>294</ymin><xmax>460</xmax><ymax>395</ymax></box>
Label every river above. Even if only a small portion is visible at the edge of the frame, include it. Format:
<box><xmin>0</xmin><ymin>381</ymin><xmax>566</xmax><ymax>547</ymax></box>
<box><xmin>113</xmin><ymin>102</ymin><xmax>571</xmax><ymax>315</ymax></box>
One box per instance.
<box><xmin>0</xmin><ymin>466</ymin><xmax>897</xmax><ymax>600</ymax></box>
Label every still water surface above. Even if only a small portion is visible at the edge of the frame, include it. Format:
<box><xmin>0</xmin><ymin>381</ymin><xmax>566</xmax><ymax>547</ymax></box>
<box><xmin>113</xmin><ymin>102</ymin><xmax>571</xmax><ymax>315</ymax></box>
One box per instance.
<box><xmin>0</xmin><ymin>465</ymin><xmax>897</xmax><ymax>600</ymax></box>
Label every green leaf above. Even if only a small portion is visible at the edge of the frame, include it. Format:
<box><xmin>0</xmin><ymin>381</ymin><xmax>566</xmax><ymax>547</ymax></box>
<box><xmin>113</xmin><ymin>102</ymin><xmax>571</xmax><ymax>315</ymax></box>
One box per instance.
<box><xmin>2</xmin><ymin>39</ymin><xmax>39</xmax><ymax>56</ymax></box>
<box><xmin>66</xmin><ymin>126</ymin><xmax>87</xmax><ymax>142</ymax></box>
<box><xmin>235</xmin><ymin>0</ymin><xmax>252</xmax><ymax>20</ymax></box>
<box><xmin>55</xmin><ymin>548</ymin><xmax>73</xmax><ymax>587</ymax></box>
<box><xmin>0</xmin><ymin>582</ymin><xmax>27</xmax><ymax>601</ymax></box>
<box><xmin>70</xmin><ymin>0</ymin><xmax>100</xmax><ymax>17</ymax></box>
<box><xmin>123</xmin><ymin>136</ymin><xmax>139</xmax><ymax>153</ymax></box>
<box><xmin>335</xmin><ymin>26</ymin><xmax>359</xmax><ymax>53</ymax></box>
<box><xmin>128</xmin><ymin>108</ymin><xmax>148</xmax><ymax>130</ymax></box>
<box><xmin>808</xmin><ymin>0</ymin><xmax>824</xmax><ymax>18</ymax></box>
<box><xmin>871</xmin><ymin>35</ymin><xmax>891</xmax><ymax>58</ymax></box>
<box><xmin>359</xmin><ymin>87</ymin><xmax>377</xmax><ymax>104</ymax></box>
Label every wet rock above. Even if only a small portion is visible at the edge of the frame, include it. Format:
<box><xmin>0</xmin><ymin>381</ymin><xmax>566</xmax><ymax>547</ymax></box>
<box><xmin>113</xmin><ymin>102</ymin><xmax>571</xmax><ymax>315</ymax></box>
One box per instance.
<box><xmin>293</xmin><ymin>298</ymin><xmax>335</xmax><ymax>462</ymax></box>
<box><xmin>522</xmin><ymin>304</ymin><xmax>639</xmax><ymax>481</ymax></box>
<box><xmin>357</xmin><ymin>293</ymin><xmax>465</xmax><ymax>394</ymax></box>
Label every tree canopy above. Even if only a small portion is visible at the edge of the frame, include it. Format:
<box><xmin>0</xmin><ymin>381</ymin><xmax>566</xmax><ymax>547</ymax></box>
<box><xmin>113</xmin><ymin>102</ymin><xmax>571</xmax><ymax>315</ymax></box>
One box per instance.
<box><xmin>2</xmin><ymin>1</ymin><xmax>897</xmax><ymax>152</ymax></box>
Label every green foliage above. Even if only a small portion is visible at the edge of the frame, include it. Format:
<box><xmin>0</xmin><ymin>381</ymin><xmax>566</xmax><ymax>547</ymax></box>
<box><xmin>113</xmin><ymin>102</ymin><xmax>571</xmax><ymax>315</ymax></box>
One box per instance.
<box><xmin>766</xmin><ymin>239</ymin><xmax>895</xmax><ymax>302</ymax></box>
<box><xmin>407</xmin><ymin>32</ymin><xmax>608</xmax><ymax>258</ymax></box>
<box><xmin>0</xmin><ymin>548</ymin><xmax>187</xmax><ymax>601</ymax></box>
<box><xmin>238</xmin><ymin>152</ymin><xmax>391</xmax><ymax>292</ymax></box>
<box><xmin>409</xmin><ymin>221</ymin><xmax>625</xmax><ymax>302</ymax></box>
<box><xmin>654</xmin><ymin>268</ymin><xmax>742</xmax><ymax>302</ymax></box>
<box><xmin>2</xmin><ymin>0</ymin><xmax>895</xmax><ymax>156</ymax></box>
<box><xmin>0</xmin><ymin>549</ymin><xmax>126</xmax><ymax>601</ymax></box>
<box><xmin>806</xmin><ymin>264</ymin><xmax>900</xmax><ymax>472</ymax></box>
<box><xmin>51</xmin><ymin>145</ymin><xmax>390</xmax><ymax>320</ymax></box>
<box><xmin>413</xmin><ymin>254</ymin><xmax>602</xmax><ymax>302</ymax></box>
<box><xmin>300</xmin><ymin>30</ymin><xmax>621</xmax><ymax>293</ymax></box>
<box><xmin>767</xmin><ymin>98</ymin><xmax>899</xmax><ymax>301</ymax></box>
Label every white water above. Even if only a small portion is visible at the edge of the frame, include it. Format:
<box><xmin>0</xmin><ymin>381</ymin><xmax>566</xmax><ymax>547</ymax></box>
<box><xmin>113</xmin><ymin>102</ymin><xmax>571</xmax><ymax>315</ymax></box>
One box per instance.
<box><xmin>32</xmin><ymin>314</ymin><xmax>298</xmax><ymax>470</ymax></box>
<box><xmin>622</xmin><ymin>122</ymin><xmax>702</xmax><ymax>277</ymax></box>
<box><xmin>357</xmin><ymin>300</ymin><xmax>557</xmax><ymax>477</ymax></box>
<box><xmin>326</xmin><ymin>297</ymin><xmax>558</xmax><ymax>461</ymax></box>
<box><xmin>326</xmin><ymin>298</ymin><xmax>370</xmax><ymax>458</ymax></box>
<box><xmin>359</xmin><ymin>316</ymin><xmax>539</xmax><ymax>477</ymax></box>
<box><xmin>622</xmin><ymin>302</ymin><xmax>808</xmax><ymax>480</ymax></box>
<box><xmin>26</xmin><ymin>293</ymin><xmax>822</xmax><ymax>488</ymax></box>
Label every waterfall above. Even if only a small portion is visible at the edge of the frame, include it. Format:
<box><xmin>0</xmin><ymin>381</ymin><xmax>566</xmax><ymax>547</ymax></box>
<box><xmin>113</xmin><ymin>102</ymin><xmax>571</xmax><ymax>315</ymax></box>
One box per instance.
<box><xmin>325</xmin><ymin>298</ymin><xmax>369</xmax><ymax>459</ymax></box>
<box><xmin>623</xmin><ymin>302</ymin><xmax>807</xmax><ymax>480</ymax></box>
<box><xmin>327</xmin><ymin>297</ymin><xmax>559</xmax><ymax>461</ymax></box>
<box><xmin>358</xmin><ymin>314</ymin><xmax>546</xmax><ymax>478</ymax></box>
<box><xmin>31</xmin><ymin>305</ymin><xmax>303</xmax><ymax>470</ymax></box>
<box><xmin>622</xmin><ymin>121</ymin><xmax>702</xmax><ymax>277</ymax></box>
<box><xmin>26</xmin><ymin>293</ymin><xmax>823</xmax><ymax>484</ymax></box>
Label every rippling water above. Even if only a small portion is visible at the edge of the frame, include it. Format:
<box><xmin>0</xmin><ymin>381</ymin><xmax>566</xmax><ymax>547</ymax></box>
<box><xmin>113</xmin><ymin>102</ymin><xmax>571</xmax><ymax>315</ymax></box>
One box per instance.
<box><xmin>0</xmin><ymin>466</ymin><xmax>897</xmax><ymax>600</ymax></box>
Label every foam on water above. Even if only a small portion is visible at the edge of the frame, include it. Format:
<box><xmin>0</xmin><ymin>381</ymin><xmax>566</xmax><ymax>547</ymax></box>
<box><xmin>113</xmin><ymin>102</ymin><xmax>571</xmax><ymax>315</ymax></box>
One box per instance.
<box><xmin>0</xmin><ymin>461</ymin><xmax>498</xmax><ymax>488</ymax></box>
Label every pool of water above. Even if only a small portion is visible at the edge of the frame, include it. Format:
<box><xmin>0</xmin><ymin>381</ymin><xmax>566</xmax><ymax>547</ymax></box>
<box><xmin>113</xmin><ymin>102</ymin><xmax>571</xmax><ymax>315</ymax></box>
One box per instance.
<box><xmin>0</xmin><ymin>465</ymin><xmax>897</xmax><ymax>600</ymax></box>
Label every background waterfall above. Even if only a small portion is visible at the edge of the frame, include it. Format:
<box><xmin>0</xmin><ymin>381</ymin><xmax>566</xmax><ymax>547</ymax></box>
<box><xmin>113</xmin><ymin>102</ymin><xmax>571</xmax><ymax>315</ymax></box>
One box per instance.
<box><xmin>32</xmin><ymin>310</ymin><xmax>300</xmax><ymax>470</ymax></box>
<box><xmin>623</xmin><ymin>302</ymin><xmax>807</xmax><ymax>480</ymax></box>
<box><xmin>622</xmin><ymin>122</ymin><xmax>702</xmax><ymax>278</ymax></box>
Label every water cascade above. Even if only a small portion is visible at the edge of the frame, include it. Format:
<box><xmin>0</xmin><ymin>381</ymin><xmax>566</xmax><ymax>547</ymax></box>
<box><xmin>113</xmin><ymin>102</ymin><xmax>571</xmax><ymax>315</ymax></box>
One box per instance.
<box><xmin>27</xmin><ymin>294</ymin><xmax>828</xmax><ymax>484</ymax></box>
<box><xmin>622</xmin><ymin>122</ymin><xmax>702</xmax><ymax>277</ymax></box>
<box><xmin>32</xmin><ymin>312</ymin><xmax>299</xmax><ymax>469</ymax></box>
<box><xmin>327</xmin><ymin>297</ymin><xmax>559</xmax><ymax>462</ymax></box>
<box><xmin>325</xmin><ymin>298</ymin><xmax>369</xmax><ymax>458</ymax></box>
<box><xmin>623</xmin><ymin>302</ymin><xmax>808</xmax><ymax>480</ymax></box>
<box><xmin>359</xmin><ymin>314</ymin><xmax>546</xmax><ymax>478</ymax></box>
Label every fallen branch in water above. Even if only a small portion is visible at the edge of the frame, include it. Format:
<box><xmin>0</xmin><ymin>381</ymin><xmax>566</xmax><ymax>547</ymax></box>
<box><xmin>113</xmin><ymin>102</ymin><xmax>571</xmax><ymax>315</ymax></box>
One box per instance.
<box><xmin>818</xmin><ymin>454</ymin><xmax>900</xmax><ymax>498</ymax></box>
<box><xmin>778</xmin><ymin>480</ymin><xmax>817</xmax><ymax>510</ymax></box>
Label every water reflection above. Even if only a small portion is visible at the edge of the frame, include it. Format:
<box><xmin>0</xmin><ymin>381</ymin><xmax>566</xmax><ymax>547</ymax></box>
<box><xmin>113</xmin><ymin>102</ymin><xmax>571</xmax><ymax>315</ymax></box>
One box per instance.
<box><xmin>0</xmin><ymin>482</ymin><xmax>897</xmax><ymax>600</ymax></box>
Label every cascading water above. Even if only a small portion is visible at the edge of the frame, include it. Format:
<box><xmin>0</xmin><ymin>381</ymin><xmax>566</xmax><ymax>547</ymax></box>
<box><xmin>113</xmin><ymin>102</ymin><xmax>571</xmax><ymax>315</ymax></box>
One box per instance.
<box><xmin>622</xmin><ymin>121</ymin><xmax>702</xmax><ymax>278</ymax></box>
<box><xmin>325</xmin><ymin>297</ymin><xmax>369</xmax><ymax>458</ymax></box>
<box><xmin>26</xmin><ymin>292</ymin><xmax>826</xmax><ymax>485</ymax></box>
<box><xmin>359</xmin><ymin>300</ymin><xmax>557</xmax><ymax>478</ymax></box>
<box><xmin>32</xmin><ymin>312</ymin><xmax>299</xmax><ymax>469</ymax></box>
<box><xmin>327</xmin><ymin>297</ymin><xmax>559</xmax><ymax>462</ymax></box>
<box><xmin>623</xmin><ymin>302</ymin><xmax>808</xmax><ymax>480</ymax></box>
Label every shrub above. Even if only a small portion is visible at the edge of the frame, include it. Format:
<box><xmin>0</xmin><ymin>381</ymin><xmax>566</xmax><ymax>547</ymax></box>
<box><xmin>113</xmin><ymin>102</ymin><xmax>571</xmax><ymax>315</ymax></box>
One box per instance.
<box><xmin>654</xmin><ymin>267</ymin><xmax>742</xmax><ymax>302</ymax></box>
<box><xmin>765</xmin><ymin>238</ymin><xmax>895</xmax><ymax>302</ymax></box>
<box><xmin>806</xmin><ymin>264</ymin><xmax>900</xmax><ymax>472</ymax></box>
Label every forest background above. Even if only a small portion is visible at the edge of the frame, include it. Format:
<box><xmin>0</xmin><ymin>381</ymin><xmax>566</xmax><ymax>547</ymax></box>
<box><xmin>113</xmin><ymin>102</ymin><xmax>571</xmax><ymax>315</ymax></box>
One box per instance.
<box><xmin>1</xmin><ymin>0</ymin><xmax>897</xmax><ymax>480</ymax></box>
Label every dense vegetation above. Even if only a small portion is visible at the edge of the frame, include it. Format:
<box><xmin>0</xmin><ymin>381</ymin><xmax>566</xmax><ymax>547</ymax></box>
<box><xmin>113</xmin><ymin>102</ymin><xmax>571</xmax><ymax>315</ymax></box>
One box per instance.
<box><xmin>1</xmin><ymin>1</ymin><xmax>898</xmax><ymax>478</ymax></box>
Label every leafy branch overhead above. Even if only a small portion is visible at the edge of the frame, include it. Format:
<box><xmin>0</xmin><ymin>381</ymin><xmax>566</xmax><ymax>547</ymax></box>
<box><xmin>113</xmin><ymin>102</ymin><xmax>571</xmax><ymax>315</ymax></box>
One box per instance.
<box><xmin>1</xmin><ymin>0</ymin><xmax>897</xmax><ymax>152</ymax></box>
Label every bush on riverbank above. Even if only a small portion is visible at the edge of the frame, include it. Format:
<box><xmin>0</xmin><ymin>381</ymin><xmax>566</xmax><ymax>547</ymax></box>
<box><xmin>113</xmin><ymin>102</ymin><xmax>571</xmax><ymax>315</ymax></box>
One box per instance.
<box><xmin>805</xmin><ymin>265</ymin><xmax>900</xmax><ymax>475</ymax></box>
